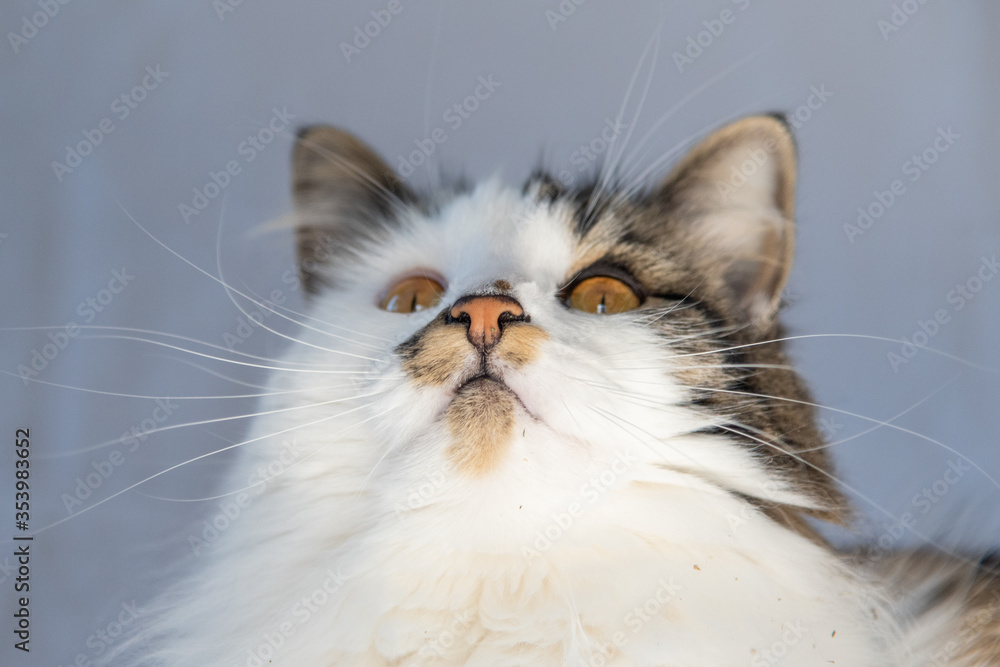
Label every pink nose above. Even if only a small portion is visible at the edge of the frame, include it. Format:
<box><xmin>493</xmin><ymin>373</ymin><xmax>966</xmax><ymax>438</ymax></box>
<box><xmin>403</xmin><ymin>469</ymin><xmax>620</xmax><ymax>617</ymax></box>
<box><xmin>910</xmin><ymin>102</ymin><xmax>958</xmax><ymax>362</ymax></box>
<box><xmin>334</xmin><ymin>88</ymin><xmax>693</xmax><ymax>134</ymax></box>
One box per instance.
<box><xmin>449</xmin><ymin>295</ymin><xmax>525</xmax><ymax>349</ymax></box>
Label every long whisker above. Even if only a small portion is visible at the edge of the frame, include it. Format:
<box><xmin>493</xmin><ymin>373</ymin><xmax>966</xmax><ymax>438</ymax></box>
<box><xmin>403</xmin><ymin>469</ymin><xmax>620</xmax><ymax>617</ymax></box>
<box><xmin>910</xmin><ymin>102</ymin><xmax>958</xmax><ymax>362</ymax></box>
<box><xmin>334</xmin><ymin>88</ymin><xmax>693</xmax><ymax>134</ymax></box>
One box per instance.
<box><xmin>558</xmin><ymin>367</ymin><xmax>988</xmax><ymax>493</ymax></box>
<box><xmin>241</xmin><ymin>281</ymin><xmax>393</xmax><ymax>343</ymax></box>
<box><xmin>45</xmin><ymin>387</ymin><xmax>391</xmax><ymax>458</ymax></box>
<box><xmin>587</xmin><ymin>403</ymin><xmax>711</xmax><ymax>470</ymax></box>
<box><xmin>421</xmin><ymin>2</ymin><xmax>446</xmax><ymax>184</ymax></box>
<box><xmin>667</xmin><ymin>333</ymin><xmax>996</xmax><ymax>372</ymax></box>
<box><xmin>800</xmin><ymin>375</ymin><xmax>959</xmax><ymax>453</ymax></box>
<box><xmin>628</xmin><ymin>278</ymin><xmax>713</xmax><ymax>330</ymax></box>
<box><xmin>3</xmin><ymin>358</ymin><xmax>367</xmax><ymax>405</ymax></box>
<box><xmin>672</xmin><ymin>383</ymin><xmax>1000</xmax><ymax>493</ymax></box>
<box><xmin>0</xmin><ymin>324</ymin><xmax>342</xmax><ymax>368</ymax></box>
<box><xmin>136</xmin><ymin>404</ymin><xmax>397</xmax><ymax>503</ymax></box>
<box><xmin>560</xmin><ymin>368</ymin><xmax>993</xmax><ymax>559</ymax></box>
<box><xmin>618</xmin><ymin>101</ymin><xmax>768</xmax><ymax>197</ymax></box>
<box><xmin>113</xmin><ymin>196</ymin><xmax>382</xmax><ymax>363</ymax></box>
<box><xmin>215</xmin><ymin>201</ymin><xmax>385</xmax><ymax>354</ymax></box>
<box><xmin>619</xmin><ymin>363</ymin><xmax>797</xmax><ymax>372</ymax></box>
<box><xmin>592</xmin><ymin>374</ymin><xmax>986</xmax><ymax>566</ymax></box>
<box><xmin>162</xmin><ymin>355</ymin><xmax>314</xmax><ymax>391</ymax></box>
<box><xmin>354</xmin><ymin>426</ymin><xmax>404</xmax><ymax>497</ymax></box>
<box><xmin>623</xmin><ymin>47</ymin><xmax>767</xmax><ymax>175</ymax></box>
<box><xmin>159</xmin><ymin>354</ymin><xmax>394</xmax><ymax>392</ymax></box>
<box><xmin>74</xmin><ymin>333</ymin><xmax>373</xmax><ymax>374</ymax></box>
<box><xmin>285</xmin><ymin>126</ymin><xmax>412</xmax><ymax>215</ymax></box>
<box><xmin>706</xmin><ymin>419</ymin><xmax>981</xmax><ymax>568</ymax></box>
<box><xmin>0</xmin><ymin>368</ymin><xmax>364</xmax><ymax>403</ymax></box>
<box><xmin>610</xmin><ymin>48</ymin><xmax>770</xmax><ymax>203</ymax></box>
<box><xmin>588</xmin><ymin>24</ymin><xmax>661</xmax><ymax>221</ymax></box>
<box><xmin>32</xmin><ymin>400</ymin><xmax>378</xmax><ymax>534</ymax></box>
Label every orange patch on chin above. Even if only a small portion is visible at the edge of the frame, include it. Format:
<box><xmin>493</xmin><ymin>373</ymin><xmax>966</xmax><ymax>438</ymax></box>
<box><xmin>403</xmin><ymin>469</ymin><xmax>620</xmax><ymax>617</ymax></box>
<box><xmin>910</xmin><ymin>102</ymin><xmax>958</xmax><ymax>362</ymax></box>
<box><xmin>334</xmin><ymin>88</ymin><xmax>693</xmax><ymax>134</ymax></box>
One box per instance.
<box><xmin>445</xmin><ymin>377</ymin><xmax>517</xmax><ymax>475</ymax></box>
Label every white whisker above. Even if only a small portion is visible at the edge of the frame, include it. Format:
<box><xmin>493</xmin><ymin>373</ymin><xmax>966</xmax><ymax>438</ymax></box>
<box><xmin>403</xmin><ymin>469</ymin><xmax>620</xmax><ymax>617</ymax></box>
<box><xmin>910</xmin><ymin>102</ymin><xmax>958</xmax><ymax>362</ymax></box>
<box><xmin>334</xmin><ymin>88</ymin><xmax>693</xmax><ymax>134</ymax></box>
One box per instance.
<box><xmin>32</xmin><ymin>400</ymin><xmax>379</xmax><ymax>535</ymax></box>
<box><xmin>667</xmin><ymin>333</ymin><xmax>997</xmax><ymax>372</ymax></box>
<box><xmin>44</xmin><ymin>388</ymin><xmax>391</xmax><ymax>458</ymax></box>
<box><xmin>113</xmin><ymin>196</ymin><xmax>383</xmax><ymax>363</ymax></box>
<box><xmin>673</xmin><ymin>383</ymin><xmax>1000</xmax><ymax>494</ymax></box>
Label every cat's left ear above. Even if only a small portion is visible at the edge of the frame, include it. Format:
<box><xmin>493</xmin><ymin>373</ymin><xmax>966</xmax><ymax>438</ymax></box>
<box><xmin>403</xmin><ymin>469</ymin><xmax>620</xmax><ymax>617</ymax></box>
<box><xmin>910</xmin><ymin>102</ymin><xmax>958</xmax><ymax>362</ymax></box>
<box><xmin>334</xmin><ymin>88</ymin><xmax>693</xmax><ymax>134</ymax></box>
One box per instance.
<box><xmin>657</xmin><ymin>115</ymin><xmax>796</xmax><ymax>329</ymax></box>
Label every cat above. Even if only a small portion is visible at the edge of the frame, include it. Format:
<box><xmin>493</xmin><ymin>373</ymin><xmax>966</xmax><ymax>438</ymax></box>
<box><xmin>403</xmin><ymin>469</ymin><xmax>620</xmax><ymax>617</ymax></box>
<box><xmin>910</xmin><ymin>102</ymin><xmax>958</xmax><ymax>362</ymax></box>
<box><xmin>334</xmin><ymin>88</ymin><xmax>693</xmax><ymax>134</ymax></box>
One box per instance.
<box><xmin>106</xmin><ymin>115</ymin><xmax>1000</xmax><ymax>665</ymax></box>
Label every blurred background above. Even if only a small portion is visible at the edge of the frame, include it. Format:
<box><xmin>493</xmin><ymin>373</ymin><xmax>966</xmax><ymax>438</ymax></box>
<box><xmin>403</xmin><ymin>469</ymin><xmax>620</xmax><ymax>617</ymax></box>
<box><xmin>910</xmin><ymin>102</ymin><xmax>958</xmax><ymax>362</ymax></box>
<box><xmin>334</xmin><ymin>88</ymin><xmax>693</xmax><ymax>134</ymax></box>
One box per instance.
<box><xmin>1</xmin><ymin>2</ymin><xmax>998</xmax><ymax>664</ymax></box>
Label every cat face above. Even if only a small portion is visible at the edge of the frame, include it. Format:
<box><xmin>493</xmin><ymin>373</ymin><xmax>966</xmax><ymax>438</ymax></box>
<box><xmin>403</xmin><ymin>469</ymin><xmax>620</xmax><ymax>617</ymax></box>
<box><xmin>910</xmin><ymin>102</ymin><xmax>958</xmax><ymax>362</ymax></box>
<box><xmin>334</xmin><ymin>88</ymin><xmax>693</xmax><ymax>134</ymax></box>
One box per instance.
<box><xmin>268</xmin><ymin>117</ymin><xmax>845</xmax><ymax>552</ymax></box>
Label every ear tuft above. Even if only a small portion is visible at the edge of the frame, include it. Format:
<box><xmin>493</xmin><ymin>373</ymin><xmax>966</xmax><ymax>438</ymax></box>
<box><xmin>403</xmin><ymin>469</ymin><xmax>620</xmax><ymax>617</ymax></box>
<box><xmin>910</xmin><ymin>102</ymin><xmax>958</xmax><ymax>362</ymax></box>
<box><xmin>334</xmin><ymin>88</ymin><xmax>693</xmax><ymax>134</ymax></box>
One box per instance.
<box><xmin>659</xmin><ymin>115</ymin><xmax>797</xmax><ymax>328</ymax></box>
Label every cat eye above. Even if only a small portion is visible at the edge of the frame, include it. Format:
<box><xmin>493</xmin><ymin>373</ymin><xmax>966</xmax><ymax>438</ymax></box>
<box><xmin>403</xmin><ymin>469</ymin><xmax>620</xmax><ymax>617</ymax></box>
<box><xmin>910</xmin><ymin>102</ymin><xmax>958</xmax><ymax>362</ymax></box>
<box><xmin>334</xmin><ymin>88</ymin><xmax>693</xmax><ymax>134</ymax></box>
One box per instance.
<box><xmin>379</xmin><ymin>275</ymin><xmax>446</xmax><ymax>313</ymax></box>
<box><xmin>566</xmin><ymin>276</ymin><xmax>641</xmax><ymax>314</ymax></box>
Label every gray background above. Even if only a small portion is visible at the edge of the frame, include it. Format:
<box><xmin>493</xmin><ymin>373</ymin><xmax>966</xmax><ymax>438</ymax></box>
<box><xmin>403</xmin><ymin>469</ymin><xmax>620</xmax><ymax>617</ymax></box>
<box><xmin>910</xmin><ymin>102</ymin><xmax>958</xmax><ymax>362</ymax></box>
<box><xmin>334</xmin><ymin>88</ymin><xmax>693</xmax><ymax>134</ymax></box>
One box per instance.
<box><xmin>1</xmin><ymin>2</ymin><xmax>998</xmax><ymax>664</ymax></box>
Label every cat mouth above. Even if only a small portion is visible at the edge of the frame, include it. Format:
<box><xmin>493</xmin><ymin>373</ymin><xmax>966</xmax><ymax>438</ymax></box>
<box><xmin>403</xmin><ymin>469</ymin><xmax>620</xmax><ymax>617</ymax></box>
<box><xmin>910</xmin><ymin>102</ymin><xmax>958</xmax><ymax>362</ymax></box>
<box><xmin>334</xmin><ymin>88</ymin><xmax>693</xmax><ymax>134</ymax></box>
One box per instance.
<box><xmin>456</xmin><ymin>373</ymin><xmax>509</xmax><ymax>393</ymax></box>
<box><xmin>452</xmin><ymin>372</ymin><xmax>537</xmax><ymax>419</ymax></box>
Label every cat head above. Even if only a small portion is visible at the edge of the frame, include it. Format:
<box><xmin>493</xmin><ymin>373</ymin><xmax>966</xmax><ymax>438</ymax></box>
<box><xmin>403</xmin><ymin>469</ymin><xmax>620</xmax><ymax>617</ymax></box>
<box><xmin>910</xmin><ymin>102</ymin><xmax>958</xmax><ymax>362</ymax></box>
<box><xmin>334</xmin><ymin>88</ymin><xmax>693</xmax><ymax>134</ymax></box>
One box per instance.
<box><xmin>276</xmin><ymin>116</ymin><xmax>845</xmax><ymax>550</ymax></box>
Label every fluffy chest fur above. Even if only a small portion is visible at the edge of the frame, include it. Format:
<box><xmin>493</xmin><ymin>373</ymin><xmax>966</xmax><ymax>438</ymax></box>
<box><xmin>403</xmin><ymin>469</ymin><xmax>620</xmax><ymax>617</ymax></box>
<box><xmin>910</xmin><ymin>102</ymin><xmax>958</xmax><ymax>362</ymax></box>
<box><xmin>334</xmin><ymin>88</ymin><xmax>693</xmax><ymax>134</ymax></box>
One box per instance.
<box><xmin>107</xmin><ymin>118</ymin><xmax>999</xmax><ymax>666</ymax></box>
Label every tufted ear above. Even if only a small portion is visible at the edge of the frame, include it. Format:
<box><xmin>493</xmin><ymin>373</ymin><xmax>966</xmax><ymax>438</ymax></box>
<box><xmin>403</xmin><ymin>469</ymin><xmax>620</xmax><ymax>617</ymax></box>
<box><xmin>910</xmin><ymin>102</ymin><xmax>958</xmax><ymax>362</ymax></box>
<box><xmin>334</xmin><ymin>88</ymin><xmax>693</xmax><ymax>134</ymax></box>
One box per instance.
<box><xmin>658</xmin><ymin>115</ymin><xmax>797</xmax><ymax>329</ymax></box>
<box><xmin>291</xmin><ymin>126</ymin><xmax>416</xmax><ymax>294</ymax></box>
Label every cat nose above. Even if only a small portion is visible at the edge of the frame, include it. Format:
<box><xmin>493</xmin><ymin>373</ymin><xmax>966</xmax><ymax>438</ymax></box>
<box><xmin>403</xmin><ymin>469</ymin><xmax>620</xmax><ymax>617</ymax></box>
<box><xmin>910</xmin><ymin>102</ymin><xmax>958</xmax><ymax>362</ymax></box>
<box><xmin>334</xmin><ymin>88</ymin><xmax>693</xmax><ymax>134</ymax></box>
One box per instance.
<box><xmin>448</xmin><ymin>294</ymin><xmax>526</xmax><ymax>350</ymax></box>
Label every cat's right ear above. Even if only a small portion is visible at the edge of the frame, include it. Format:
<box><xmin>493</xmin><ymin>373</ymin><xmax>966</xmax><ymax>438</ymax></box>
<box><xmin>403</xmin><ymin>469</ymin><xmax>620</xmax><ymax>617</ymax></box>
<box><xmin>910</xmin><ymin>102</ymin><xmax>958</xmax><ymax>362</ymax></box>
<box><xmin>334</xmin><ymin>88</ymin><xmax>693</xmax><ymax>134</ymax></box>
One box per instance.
<box><xmin>292</xmin><ymin>126</ymin><xmax>416</xmax><ymax>294</ymax></box>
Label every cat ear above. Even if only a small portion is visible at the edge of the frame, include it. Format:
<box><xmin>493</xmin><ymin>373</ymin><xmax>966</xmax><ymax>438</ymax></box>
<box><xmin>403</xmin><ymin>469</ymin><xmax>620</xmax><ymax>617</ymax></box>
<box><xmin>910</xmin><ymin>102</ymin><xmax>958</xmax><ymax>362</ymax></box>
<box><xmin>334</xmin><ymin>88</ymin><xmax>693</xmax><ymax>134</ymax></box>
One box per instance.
<box><xmin>291</xmin><ymin>126</ymin><xmax>416</xmax><ymax>293</ymax></box>
<box><xmin>658</xmin><ymin>115</ymin><xmax>796</xmax><ymax>329</ymax></box>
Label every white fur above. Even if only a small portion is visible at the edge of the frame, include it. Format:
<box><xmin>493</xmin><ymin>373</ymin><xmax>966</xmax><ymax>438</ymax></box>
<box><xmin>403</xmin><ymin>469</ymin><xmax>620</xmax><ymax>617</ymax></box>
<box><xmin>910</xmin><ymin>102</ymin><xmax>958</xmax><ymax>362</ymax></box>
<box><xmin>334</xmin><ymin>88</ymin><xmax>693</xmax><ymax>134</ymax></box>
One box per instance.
<box><xmin>115</xmin><ymin>182</ymin><xmax>918</xmax><ymax>666</ymax></box>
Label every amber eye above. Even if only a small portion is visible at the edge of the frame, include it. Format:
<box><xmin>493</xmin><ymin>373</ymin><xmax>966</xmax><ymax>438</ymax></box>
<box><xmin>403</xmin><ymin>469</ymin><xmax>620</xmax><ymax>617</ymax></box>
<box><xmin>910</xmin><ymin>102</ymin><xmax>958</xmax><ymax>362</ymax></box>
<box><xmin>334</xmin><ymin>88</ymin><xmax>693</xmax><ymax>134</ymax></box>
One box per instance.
<box><xmin>379</xmin><ymin>275</ymin><xmax>446</xmax><ymax>313</ymax></box>
<box><xmin>567</xmin><ymin>276</ymin><xmax>641</xmax><ymax>314</ymax></box>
